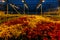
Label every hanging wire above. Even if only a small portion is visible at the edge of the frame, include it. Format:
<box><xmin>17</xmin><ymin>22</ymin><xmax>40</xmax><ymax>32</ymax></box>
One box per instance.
<box><xmin>6</xmin><ymin>0</ymin><xmax>8</xmax><ymax>14</ymax></box>
<box><xmin>36</xmin><ymin>0</ymin><xmax>45</xmax><ymax>15</ymax></box>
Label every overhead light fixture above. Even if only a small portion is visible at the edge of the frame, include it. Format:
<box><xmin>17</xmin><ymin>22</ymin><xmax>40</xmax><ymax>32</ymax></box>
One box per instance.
<box><xmin>2</xmin><ymin>0</ymin><xmax>5</xmax><ymax>2</ymax></box>
<box><xmin>22</xmin><ymin>0</ymin><xmax>24</xmax><ymax>3</ymax></box>
<box><xmin>22</xmin><ymin>0</ymin><xmax>28</xmax><ymax>9</ymax></box>
<box><xmin>57</xmin><ymin>7</ymin><xmax>60</xmax><ymax>10</ymax></box>
<box><xmin>42</xmin><ymin>0</ymin><xmax>45</xmax><ymax>2</ymax></box>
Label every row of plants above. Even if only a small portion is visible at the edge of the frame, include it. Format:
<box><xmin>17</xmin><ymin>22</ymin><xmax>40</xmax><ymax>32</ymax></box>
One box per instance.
<box><xmin>0</xmin><ymin>16</ymin><xmax>60</xmax><ymax>40</ymax></box>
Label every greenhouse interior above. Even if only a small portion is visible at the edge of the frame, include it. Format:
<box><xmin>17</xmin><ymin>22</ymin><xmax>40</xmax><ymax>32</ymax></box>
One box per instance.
<box><xmin>0</xmin><ymin>0</ymin><xmax>60</xmax><ymax>40</ymax></box>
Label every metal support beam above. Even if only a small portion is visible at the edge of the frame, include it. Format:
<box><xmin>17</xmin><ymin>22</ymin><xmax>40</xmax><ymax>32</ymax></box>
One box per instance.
<box><xmin>36</xmin><ymin>0</ymin><xmax>45</xmax><ymax>15</ymax></box>
<box><xmin>6</xmin><ymin>0</ymin><xmax>8</xmax><ymax>14</ymax></box>
<box><xmin>22</xmin><ymin>0</ymin><xmax>29</xmax><ymax>15</ymax></box>
<box><xmin>10</xmin><ymin>4</ymin><xmax>20</xmax><ymax>14</ymax></box>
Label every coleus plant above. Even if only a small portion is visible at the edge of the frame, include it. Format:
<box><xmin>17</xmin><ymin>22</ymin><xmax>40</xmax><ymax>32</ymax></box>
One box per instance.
<box><xmin>0</xmin><ymin>16</ymin><xmax>60</xmax><ymax>40</ymax></box>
